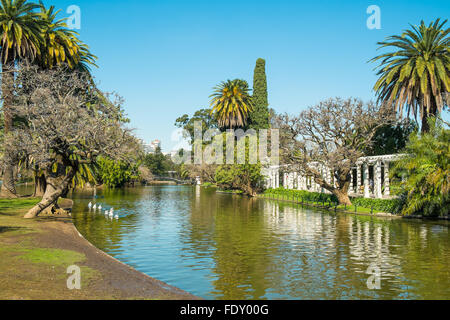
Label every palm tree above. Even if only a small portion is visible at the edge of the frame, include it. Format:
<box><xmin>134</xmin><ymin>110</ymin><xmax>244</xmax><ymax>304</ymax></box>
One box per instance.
<box><xmin>36</xmin><ymin>2</ymin><xmax>96</xmax><ymax>71</ymax></box>
<box><xmin>371</xmin><ymin>19</ymin><xmax>450</xmax><ymax>133</ymax></box>
<box><xmin>0</xmin><ymin>0</ymin><xmax>42</xmax><ymax>197</ymax></box>
<box><xmin>210</xmin><ymin>79</ymin><xmax>254</xmax><ymax>129</ymax></box>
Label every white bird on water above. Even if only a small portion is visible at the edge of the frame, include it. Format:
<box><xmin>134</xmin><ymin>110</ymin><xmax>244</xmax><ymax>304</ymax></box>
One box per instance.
<box><xmin>88</xmin><ymin>202</ymin><xmax>92</xmax><ymax>209</ymax></box>
<box><xmin>114</xmin><ymin>214</ymin><xmax>119</xmax><ymax>220</ymax></box>
<box><xmin>98</xmin><ymin>205</ymin><xmax>102</xmax><ymax>211</ymax></box>
<box><xmin>93</xmin><ymin>204</ymin><xmax>97</xmax><ymax>210</ymax></box>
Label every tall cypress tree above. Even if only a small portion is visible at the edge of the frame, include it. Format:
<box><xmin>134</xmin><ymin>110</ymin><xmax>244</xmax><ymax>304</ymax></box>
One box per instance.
<box><xmin>249</xmin><ymin>58</ymin><xmax>269</xmax><ymax>129</ymax></box>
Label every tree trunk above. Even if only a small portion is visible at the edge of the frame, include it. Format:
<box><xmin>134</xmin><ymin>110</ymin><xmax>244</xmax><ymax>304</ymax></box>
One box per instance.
<box><xmin>333</xmin><ymin>189</ymin><xmax>352</xmax><ymax>206</ymax></box>
<box><xmin>1</xmin><ymin>57</ymin><xmax>18</xmax><ymax>198</ymax></box>
<box><xmin>0</xmin><ymin>163</ymin><xmax>18</xmax><ymax>198</ymax></box>
<box><xmin>24</xmin><ymin>167</ymin><xmax>75</xmax><ymax>219</ymax></box>
<box><xmin>319</xmin><ymin>171</ymin><xmax>353</xmax><ymax>206</ymax></box>
<box><xmin>421</xmin><ymin>112</ymin><xmax>430</xmax><ymax>133</ymax></box>
<box><xmin>32</xmin><ymin>173</ymin><xmax>47</xmax><ymax>197</ymax></box>
<box><xmin>421</xmin><ymin>98</ymin><xmax>438</xmax><ymax>133</ymax></box>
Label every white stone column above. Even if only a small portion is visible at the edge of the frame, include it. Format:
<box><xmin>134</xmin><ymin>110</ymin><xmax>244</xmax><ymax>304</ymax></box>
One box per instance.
<box><xmin>325</xmin><ymin>168</ymin><xmax>331</xmax><ymax>185</ymax></box>
<box><xmin>273</xmin><ymin>170</ymin><xmax>277</xmax><ymax>188</ymax></box>
<box><xmin>272</xmin><ymin>170</ymin><xmax>275</xmax><ymax>189</ymax></box>
<box><xmin>289</xmin><ymin>172</ymin><xmax>294</xmax><ymax>189</ymax></box>
<box><xmin>364</xmin><ymin>163</ymin><xmax>370</xmax><ymax>198</ymax></box>
<box><xmin>293</xmin><ymin>172</ymin><xmax>297</xmax><ymax>189</ymax></box>
<box><xmin>357</xmin><ymin>164</ymin><xmax>362</xmax><ymax>195</ymax></box>
<box><xmin>384</xmin><ymin>162</ymin><xmax>390</xmax><ymax>196</ymax></box>
<box><xmin>270</xmin><ymin>170</ymin><xmax>274</xmax><ymax>189</ymax></box>
<box><xmin>376</xmin><ymin>160</ymin><xmax>382</xmax><ymax>198</ymax></box>
<box><xmin>349</xmin><ymin>169</ymin><xmax>354</xmax><ymax>194</ymax></box>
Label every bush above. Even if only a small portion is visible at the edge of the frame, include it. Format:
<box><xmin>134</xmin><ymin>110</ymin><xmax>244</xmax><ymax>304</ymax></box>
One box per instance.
<box><xmin>264</xmin><ymin>188</ymin><xmax>337</xmax><ymax>203</ymax></box>
<box><xmin>264</xmin><ymin>188</ymin><xmax>402</xmax><ymax>213</ymax></box>
<box><xmin>393</xmin><ymin>118</ymin><xmax>449</xmax><ymax>217</ymax></box>
<box><xmin>97</xmin><ymin>157</ymin><xmax>139</xmax><ymax>188</ymax></box>
<box><xmin>215</xmin><ymin>163</ymin><xmax>264</xmax><ymax>196</ymax></box>
<box><xmin>350</xmin><ymin>197</ymin><xmax>402</xmax><ymax>214</ymax></box>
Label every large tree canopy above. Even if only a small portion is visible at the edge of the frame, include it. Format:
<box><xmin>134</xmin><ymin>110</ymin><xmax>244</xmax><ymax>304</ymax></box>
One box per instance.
<box><xmin>249</xmin><ymin>58</ymin><xmax>269</xmax><ymax>129</ymax></box>
<box><xmin>371</xmin><ymin>19</ymin><xmax>449</xmax><ymax>133</ymax></box>
<box><xmin>275</xmin><ymin>98</ymin><xmax>395</xmax><ymax>205</ymax></box>
<box><xmin>210</xmin><ymin>79</ymin><xmax>254</xmax><ymax>129</ymax></box>
<box><xmin>4</xmin><ymin>63</ymin><xmax>140</xmax><ymax>218</ymax></box>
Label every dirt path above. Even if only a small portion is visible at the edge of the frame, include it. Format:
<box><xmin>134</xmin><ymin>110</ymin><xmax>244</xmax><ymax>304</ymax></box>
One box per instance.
<box><xmin>0</xmin><ymin>198</ymin><xmax>199</xmax><ymax>300</ymax></box>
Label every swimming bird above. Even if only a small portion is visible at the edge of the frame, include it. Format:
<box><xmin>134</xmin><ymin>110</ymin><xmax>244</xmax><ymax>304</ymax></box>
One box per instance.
<box><xmin>114</xmin><ymin>214</ymin><xmax>119</xmax><ymax>220</ymax></box>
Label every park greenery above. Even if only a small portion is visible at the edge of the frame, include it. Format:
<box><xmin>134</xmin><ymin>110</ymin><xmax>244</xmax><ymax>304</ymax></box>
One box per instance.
<box><xmin>174</xmin><ymin>18</ymin><xmax>448</xmax><ymax>217</ymax></box>
<box><xmin>371</xmin><ymin>19</ymin><xmax>449</xmax><ymax>133</ymax></box>
<box><xmin>263</xmin><ymin>188</ymin><xmax>402</xmax><ymax>214</ymax></box>
<box><xmin>0</xmin><ymin>0</ymin><xmax>447</xmax><ymax>220</ymax></box>
<box><xmin>393</xmin><ymin>119</ymin><xmax>449</xmax><ymax>217</ymax></box>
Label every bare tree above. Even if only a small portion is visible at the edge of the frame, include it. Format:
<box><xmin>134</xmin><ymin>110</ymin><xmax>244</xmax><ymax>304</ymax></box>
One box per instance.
<box><xmin>4</xmin><ymin>64</ymin><xmax>141</xmax><ymax>218</ymax></box>
<box><xmin>275</xmin><ymin>98</ymin><xmax>395</xmax><ymax>205</ymax></box>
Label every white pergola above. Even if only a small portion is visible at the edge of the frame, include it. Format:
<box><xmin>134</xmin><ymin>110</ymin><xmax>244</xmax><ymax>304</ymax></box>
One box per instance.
<box><xmin>262</xmin><ymin>154</ymin><xmax>407</xmax><ymax>199</ymax></box>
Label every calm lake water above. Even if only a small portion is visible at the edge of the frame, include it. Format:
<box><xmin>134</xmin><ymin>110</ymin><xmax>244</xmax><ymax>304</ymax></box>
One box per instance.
<box><xmin>70</xmin><ymin>185</ymin><xmax>450</xmax><ymax>300</ymax></box>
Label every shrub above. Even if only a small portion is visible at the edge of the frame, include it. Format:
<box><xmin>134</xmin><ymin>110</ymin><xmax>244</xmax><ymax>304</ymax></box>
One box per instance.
<box><xmin>264</xmin><ymin>188</ymin><xmax>402</xmax><ymax>213</ymax></box>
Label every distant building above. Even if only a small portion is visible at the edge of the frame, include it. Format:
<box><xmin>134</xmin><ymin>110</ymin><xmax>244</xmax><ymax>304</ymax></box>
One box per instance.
<box><xmin>144</xmin><ymin>139</ymin><xmax>162</xmax><ymax>154</ymax></box>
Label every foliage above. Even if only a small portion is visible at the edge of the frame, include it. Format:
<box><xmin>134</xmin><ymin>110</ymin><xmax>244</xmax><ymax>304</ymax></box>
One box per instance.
<box><xmin>175</xmin><ymin>108</ymin><xmax>218</xmax><ymax>143</ymax></box>
<box><xmin>371</xmin><ymin>19</ymin><xmax>449</xmax><ymax>132</ymax></box>
<box><xmin>350</xmin><ymin>197</ymin><xmax>402</xmax><ymax>214</ymax></box>
<box><xmin>201</xmin><ymin>182</ymin><xmax>216</xmax><ymax>188</ymax></box>
<box><xmin>249</xmin><ymin>58</ymin><xmax>269</xmax><ymax>129</ymax></box>
<box><xmin>276</xmin><ymin>98</ymin><xmax>395</xmax><ymax>205</ymax></box>
<box><xmin>210</xmin><ymin>79</ymin><xmax>254</xmax><ymax>129</ymax></box>
<box><xmin>4</xmin><ymin>64</ymin><xmax>140</xmax><ymax>217</ymax></box>
<box><xmin>0</xmin><ymin>0</ymin><xmax>42</xmax><ymax>64</ymax></box>
<box><xmin>97</xmin><ymin>157</ymin><xmax>139</xmax><ymax>188</ymax></box>
<box><xmin>264</xmin><ymin>188</ymin><xmax>337</xmax><ymax>203</ymax></box>
<box><xmin>143</xmin><ymin>146</ymin><xmax>173</xmax><ymax>176</ymax></box>
<box><xmin>366</xmin><ymin>119</ymin><xmax>417</xmax><ymax>156</ymax></box>
<box><xmin>264</xmin><ymin>188</ymin><xmax>402</xmax><ymax>213</ymax></box>
<box><xmin>36</xmin><ymin>2</ymin><xmax>96</xmax><ymax>71</ymax></box>
<box><xmin>393</xmin><ymin>118</ymin><xmax>449</xmax><ymax>217</ymax></box>
<box><xmin>215</xmin><ymin>163</ymin><xmax>263</xmax><ymax>197</ymax></box>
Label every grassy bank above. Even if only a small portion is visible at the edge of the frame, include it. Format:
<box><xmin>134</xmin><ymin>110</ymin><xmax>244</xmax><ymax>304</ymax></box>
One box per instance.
<box><xmin>0</xmin><ymin>198</ymin><xmax>197</xmax><ymax>300</ymax></box>
<box><xmin>260</xmin><ymin>188</ymin><xmax>402</xmax><ymax>217</ymax></box>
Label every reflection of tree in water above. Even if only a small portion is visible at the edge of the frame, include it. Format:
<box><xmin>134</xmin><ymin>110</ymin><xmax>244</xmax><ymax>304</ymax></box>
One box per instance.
<box><xmin>208</xmin><ymin>196</ymin><xmax>282</xmax><ymax>299</ymax></box>
<box><xmin>73</xmin><ymin>185</ymin><xmax>450</xmax><ymax>299</ymax></box>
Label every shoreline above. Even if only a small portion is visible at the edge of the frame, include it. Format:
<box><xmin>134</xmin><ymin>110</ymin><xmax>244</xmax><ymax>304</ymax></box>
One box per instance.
<box><xmin>0</xmin><ymin>197</ymin><xmax>200</xmax><ymax>300</ymax></box>
<box><xmin>256</xmin><ymin>194</ymin><xmax>450</xmax><ymax>221</ymax></box>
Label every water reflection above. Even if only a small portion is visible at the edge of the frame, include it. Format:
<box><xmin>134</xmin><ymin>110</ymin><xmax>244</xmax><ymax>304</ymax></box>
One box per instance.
<box><xmin>72</xmin><ymin>185</ymin><xmax>450</xmax><ymax>300</ymax></box>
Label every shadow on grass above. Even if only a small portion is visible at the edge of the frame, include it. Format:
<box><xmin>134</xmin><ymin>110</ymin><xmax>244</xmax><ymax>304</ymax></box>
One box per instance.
<box><xmin>0</xmin><ymin>226</ymin><xmax>25</xmax><ymax>234</ymax></box>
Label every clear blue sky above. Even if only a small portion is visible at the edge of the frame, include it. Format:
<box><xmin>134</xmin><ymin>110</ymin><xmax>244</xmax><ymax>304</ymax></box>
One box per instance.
<box><xmin>47</xmin><ymin>0</ymin><xmax>449</xmax><ymax>152</ymax></box>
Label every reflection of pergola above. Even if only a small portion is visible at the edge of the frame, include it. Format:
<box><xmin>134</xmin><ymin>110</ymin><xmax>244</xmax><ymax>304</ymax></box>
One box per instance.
<box><xmin>262</xmin><ymin>154</ymin><xmax>407</xmax><ymax>199</ymax></box>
